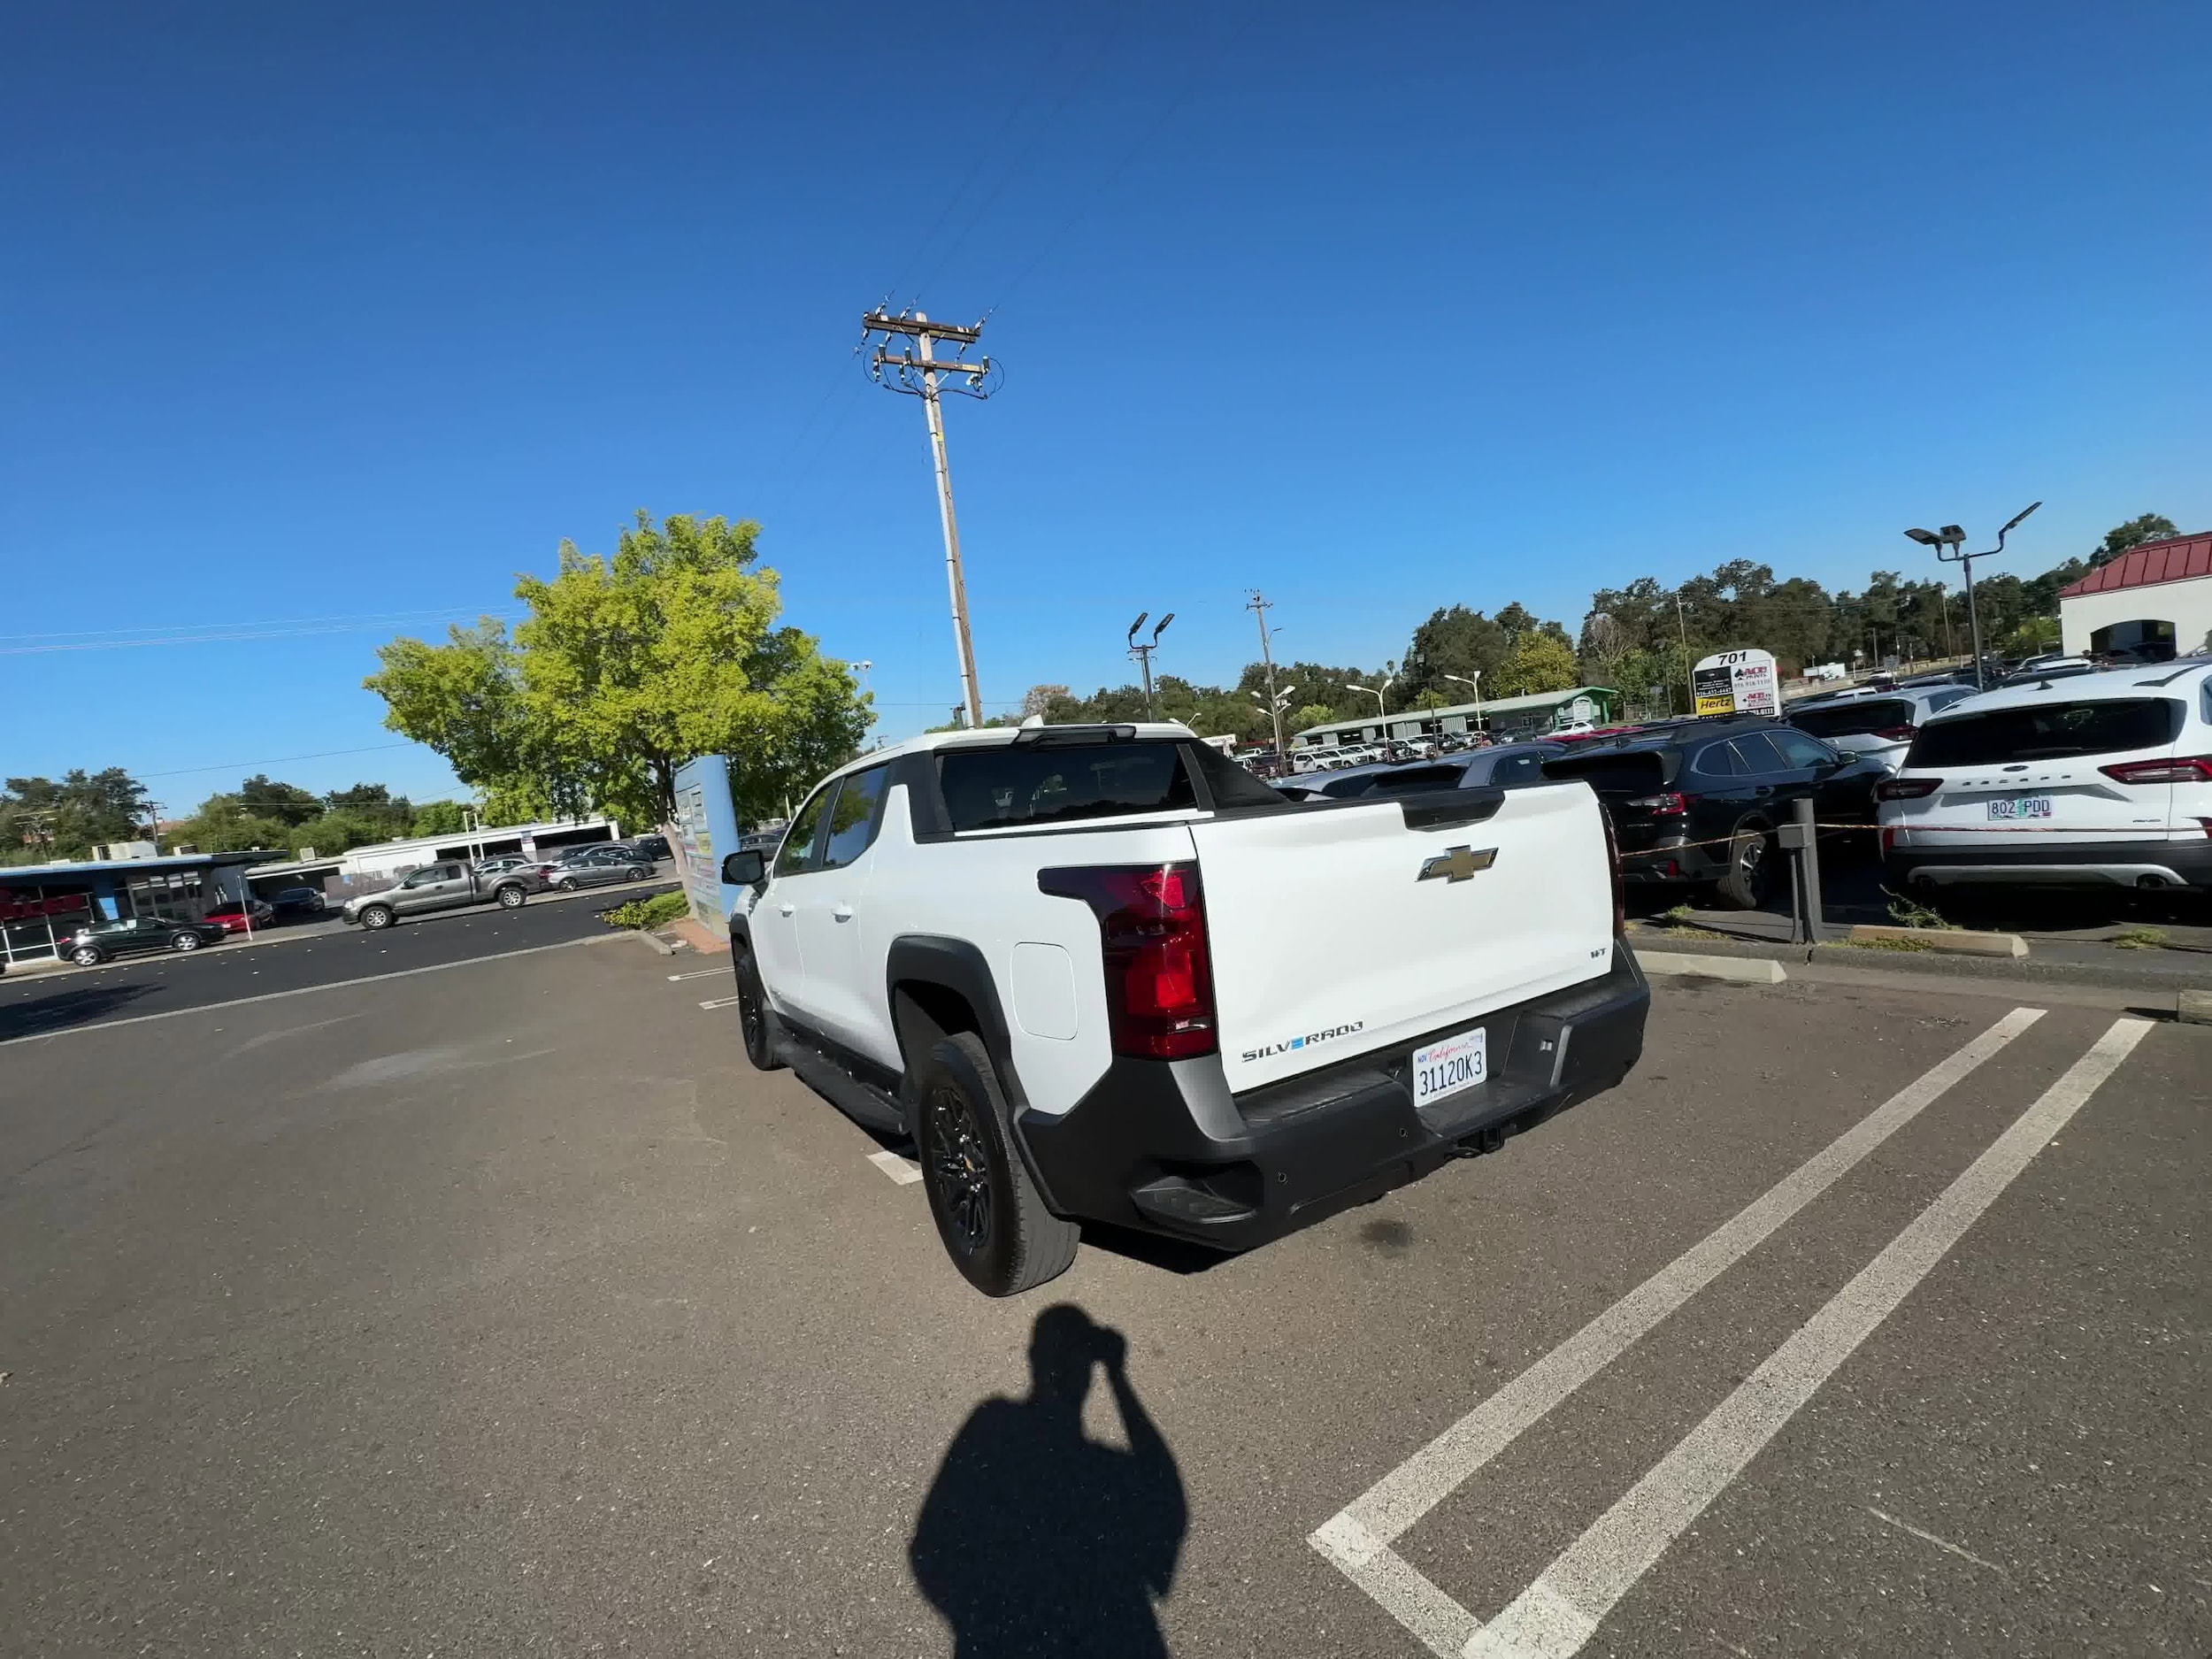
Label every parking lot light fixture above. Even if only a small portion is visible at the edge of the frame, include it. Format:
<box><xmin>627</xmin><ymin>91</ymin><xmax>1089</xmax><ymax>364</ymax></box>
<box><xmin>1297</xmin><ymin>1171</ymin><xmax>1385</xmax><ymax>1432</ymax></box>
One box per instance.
<box><xmin>1443</xmin><ymin>672</ymin><xmax>1484</xmax><ymax>732</ymax></box>
<box><xmin>1346</xmin><ymin>677</ymin><xmax>1394</xmax><ymax>726</ymax></box>
<box><xmin>1906</xmin><ymin>503</ymin><xmax>2039</xmax><ymax>691</ymax></box>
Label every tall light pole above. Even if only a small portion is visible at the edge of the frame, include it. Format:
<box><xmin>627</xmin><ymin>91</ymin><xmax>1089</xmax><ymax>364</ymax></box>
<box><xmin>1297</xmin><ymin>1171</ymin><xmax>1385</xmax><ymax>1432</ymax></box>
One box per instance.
<box><xmin>1443</xmin><ymin>671</ymin><xmax>1484</xmax><ymax>734</ymax></box>
<box><xmin>1674</xmin><ymin>592</ymin><xmax>1696</xmax><ymax>711</ymax></box>
<box><xmin>1345</xmin><ymin>675</ymin><xmax>1394</xmax><ymax>729</ymax></box>
<box><xmin>1907</xmin><ymin>502</ymin><xmax>2039</xmax><ymax>690</ymax></box>
<box><xmin>1125</xmin><ymin>611</ymin><xmax>1172</xmax><ymax>719</ymax></box>
<box><xmin>1246</xmin><ymin>590</ymin><xmax>1286</xmax><ymax>759</ymax></box>
<box><xmin>864</xmin><ymin>310</ymin><xmax>1000</xmax><ymax>729</ymax></box>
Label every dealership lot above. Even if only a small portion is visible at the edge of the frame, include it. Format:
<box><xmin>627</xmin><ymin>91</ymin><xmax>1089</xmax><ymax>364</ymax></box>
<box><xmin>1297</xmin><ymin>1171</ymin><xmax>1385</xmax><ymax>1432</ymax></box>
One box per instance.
<box><xmin>1</xmin><ymin>942</ymin><xmax>2204</xmax><ymax>1655</ymax></box>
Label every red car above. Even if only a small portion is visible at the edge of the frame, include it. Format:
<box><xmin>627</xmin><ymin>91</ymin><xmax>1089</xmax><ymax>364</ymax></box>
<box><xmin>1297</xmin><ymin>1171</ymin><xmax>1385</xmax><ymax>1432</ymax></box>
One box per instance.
<box><xmin>203</xmin><ymin>898</ymin><xmax>277</xmax><ymax>934</ymax></box>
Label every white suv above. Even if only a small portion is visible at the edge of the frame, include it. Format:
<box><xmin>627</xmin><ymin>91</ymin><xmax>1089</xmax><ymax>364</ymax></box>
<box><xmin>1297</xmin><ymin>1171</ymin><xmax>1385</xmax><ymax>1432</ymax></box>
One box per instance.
<box><xmin>1878</xmin><ymin>660</ymin><xmax>2212</xmax><ymax>894</ymax></box>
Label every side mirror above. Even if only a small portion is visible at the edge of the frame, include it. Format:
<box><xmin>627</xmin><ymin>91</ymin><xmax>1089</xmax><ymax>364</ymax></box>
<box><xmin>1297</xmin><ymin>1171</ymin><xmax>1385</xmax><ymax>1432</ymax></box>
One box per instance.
<box><xmin>720</xmin><ymin>849</ymin><xmax>765</xmax><ymax>886</ymax></box>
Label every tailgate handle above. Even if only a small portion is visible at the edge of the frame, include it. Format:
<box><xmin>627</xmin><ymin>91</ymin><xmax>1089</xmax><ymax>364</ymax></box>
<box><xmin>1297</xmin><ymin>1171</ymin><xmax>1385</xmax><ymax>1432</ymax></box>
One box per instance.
<box><xmin>1398</xmin><ymin>789</ymin><xmax>1505</xmax><ymax>832</ymax></box>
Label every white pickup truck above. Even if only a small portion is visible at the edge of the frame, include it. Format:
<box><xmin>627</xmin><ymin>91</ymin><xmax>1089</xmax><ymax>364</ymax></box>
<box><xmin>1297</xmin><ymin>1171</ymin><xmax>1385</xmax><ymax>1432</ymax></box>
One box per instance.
<box><xmin>718</xmin><ymin>722</ymin><xmax>1647</xmax><ymax>1295</ymax></box>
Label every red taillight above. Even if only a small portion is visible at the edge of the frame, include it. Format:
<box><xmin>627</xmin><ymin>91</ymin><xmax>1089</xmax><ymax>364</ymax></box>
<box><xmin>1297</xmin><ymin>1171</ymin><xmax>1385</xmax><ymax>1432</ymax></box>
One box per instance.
<box><xmin>1873</xmin><ymin>725</ymin><xmax>1917</xmax><ymax>742</ymax></box>
<box><xmin>1039</xmin><ymin>863</ymin><xmax>1217</xmax><ymax>1059</ymax></box>
<box><xmin>1874</xmin><ymin>776</ymin><xmax>1940</xmax><ymax>801</ymax></box>
<box><xmin>1626</xmin><ymin>791</ymin><xmax>1692</xmax><ymax>816</ymax></box>
<box><xmin>2100</xmin><ymin>754</ymin><xmax>2212</xmax><ymax>785</ymax></box>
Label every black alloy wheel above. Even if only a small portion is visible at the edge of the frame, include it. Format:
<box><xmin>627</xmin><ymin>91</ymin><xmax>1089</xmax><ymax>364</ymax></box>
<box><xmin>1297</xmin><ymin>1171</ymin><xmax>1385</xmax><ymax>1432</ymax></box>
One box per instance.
<box><xmin>1716</xmin><ymin>827</ymin><xmax>1773</xmax><ymax>910</ymax></box>
<box><xmin>913</xmin><ymin>1033</ymin><xmax>1079</xmax><ymax>1296</ymax></box>
<box><xmin>925</xmin><ymin>1087</ymin><xmax>995</xmax><ymax>1256</ymax></box>
<box><xmin>170</xmin><ymin>931</ymin><xmax>202</xmax><ymax>952</ymax></box>
<box><xmin>71</xmin><ymin>946</ymin><xmax>103</xmax><ymax>966</ymax></box>
<box><xmin>733</xmin><ymin>950</ymin><xmax>784</xmax><ymax>1071</ymax></box>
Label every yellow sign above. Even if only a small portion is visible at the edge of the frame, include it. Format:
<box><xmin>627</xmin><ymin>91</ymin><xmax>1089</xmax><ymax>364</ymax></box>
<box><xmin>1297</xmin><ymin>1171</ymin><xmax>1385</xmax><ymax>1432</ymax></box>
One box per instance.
<box><xmin>1694</xmin><ymin>693</ymin><xmax>1736</xmax><ymax>716</ymax></box>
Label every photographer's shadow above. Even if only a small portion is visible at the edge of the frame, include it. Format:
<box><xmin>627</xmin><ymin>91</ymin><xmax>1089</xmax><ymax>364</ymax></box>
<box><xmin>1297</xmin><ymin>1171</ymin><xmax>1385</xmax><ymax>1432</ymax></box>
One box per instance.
<box><xmin>910</xmin><ymin>1304</ymin><xmax>1187</xmax><ymax>1657</ymax></box>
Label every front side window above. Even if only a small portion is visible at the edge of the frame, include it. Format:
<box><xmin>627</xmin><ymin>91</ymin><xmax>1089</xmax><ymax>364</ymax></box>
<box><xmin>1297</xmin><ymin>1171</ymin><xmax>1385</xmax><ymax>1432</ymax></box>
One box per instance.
<box><xmin>774</xmin><ymin>787</ymin><xmax>833</xmax><ymax>877</ymax></box>
<box><xmin>1772</xmin><ymin>731</ymin><xmax>1837</xmax><ymax>768</ymax></box>
<box><xmin>818</xmin><ymin>765</ymin><xmax>891</xmax><ymax>871</ymax></box>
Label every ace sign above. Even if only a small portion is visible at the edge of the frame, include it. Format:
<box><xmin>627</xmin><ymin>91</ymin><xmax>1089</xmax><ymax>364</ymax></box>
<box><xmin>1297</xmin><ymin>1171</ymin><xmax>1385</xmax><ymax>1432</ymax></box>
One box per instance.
<box><xmin>1693</xmin><ymin>649</ymin><xmax>1778</xmax><ymax>717</ymax></box>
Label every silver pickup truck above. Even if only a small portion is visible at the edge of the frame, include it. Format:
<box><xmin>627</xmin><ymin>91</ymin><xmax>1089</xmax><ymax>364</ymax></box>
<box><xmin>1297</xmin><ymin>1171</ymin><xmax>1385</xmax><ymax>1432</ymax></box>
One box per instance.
<box><xmin>341</xmin><ymin>860</ymin><xmax>536</xmax><ymax>930</ymax></box>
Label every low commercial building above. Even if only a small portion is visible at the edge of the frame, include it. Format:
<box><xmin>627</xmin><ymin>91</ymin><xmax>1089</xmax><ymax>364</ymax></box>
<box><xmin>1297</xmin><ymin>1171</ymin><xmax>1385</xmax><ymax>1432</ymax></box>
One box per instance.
<box><xmin>242</xmin><ymin>816</ymin><xmax>624</xmax><ymax>903</ymax></box>
<box><xmin>2059</xmin><ymin>531</ymin><xmax>2212</xmax><ymax>660</ymax></box>
<box><xmin>0</xmin><ymin>851</ymin><xmax>277</xmax><ymax>966</ymax></box>
<box><xmin>1291</xmin><ymin>686</ymin><xmax>1619</xmax><ymax>751</ymax></box>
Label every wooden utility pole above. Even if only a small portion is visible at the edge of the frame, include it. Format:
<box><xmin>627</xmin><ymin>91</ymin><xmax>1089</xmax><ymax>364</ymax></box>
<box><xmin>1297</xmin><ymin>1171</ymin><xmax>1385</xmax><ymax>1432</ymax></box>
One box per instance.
<box><xmin>1247</xmin><ymin>590</ymin><xmax>1286</xmax><ymax>758</ymax></box>
<box><xmin>863</xmin><ymin>310</ymin><xmax>995</xmax><ymax>727</ymax></box>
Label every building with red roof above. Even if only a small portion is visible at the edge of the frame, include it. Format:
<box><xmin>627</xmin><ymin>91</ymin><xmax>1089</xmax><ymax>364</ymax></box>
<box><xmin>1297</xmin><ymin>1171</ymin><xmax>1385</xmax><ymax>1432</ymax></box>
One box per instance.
<box><xmin>2058</xmin><ymin>531</ymin><xmax>2212</xmax><ymax>661</ymax></box>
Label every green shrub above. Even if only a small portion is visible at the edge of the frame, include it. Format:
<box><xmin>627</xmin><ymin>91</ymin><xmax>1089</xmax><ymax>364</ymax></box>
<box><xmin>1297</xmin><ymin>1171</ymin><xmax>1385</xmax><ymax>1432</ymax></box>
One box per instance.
<box><xmin>604</xmin><ymin>891</ymin><xmax>691</xmax><ymax>931</ymax></box>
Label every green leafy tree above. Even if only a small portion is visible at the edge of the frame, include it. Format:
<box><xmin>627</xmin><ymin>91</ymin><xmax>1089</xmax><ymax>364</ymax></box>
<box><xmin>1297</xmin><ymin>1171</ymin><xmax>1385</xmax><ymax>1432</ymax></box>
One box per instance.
<box><xmin>1</xmin><ymin>768</ymin><xmax>151</xmax><ymax>862</ymax></box>
<box><xmin>368</xmin><ymin>512</ymin><xmax>870</xmax><ymax>828</ymax></box>
<box><xmin>411</xmin><ymin>800</ymin><xmax>468</xmax><ymax>836</ymax></box>
<box><xmin>1490</xmin><ymin>632</ymin><xmax>1579</xmax><ymax>698</ymax></box>
<box><xmin>1288</xmin><ymin>703</ymin><xmax>1337</xmax><ymax>733</ymax></box>
<box><xmin>235</xmin><ymin>775</ymin><xmax>325</xmax><ymax>826</ymax></box>
<box><xmin>2090</xmin><ymin>513</ymin><xmax>2179</xmax><ymax>569</ymax></box>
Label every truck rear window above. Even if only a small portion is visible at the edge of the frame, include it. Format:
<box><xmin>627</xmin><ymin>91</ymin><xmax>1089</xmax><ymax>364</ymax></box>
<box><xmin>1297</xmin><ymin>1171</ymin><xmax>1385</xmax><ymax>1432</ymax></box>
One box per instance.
<box><xmin>1908</xmin><ymin>698</ymin><xmax>2183</xmax><ymax>767</ymax></box>
<box><xmin>938</xmin><ymin>743</ymin><xmax>1198</xmax><ymax>831</ymax></box>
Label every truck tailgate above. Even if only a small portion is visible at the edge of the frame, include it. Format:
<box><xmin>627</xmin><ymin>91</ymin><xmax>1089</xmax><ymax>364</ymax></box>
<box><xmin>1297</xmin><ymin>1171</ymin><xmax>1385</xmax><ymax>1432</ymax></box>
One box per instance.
<box><xmin>1190</xmin><ymin>783</ymin><xmax>1616</xmax><ymax>1093</ymax></box>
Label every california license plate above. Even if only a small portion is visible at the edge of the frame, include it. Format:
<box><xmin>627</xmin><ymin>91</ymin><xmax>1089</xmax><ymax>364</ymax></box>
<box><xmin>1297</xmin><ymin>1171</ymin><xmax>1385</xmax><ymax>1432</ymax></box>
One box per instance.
<box><xmin>1987</xmin><ymin>795</ymin><xmax>2054</xmax><ymax>821</ymax></box>
<box><xmin>1411</xmin><ymin>1026</ymin><xmax>1486</xmax><ymax>1109</ymax></box>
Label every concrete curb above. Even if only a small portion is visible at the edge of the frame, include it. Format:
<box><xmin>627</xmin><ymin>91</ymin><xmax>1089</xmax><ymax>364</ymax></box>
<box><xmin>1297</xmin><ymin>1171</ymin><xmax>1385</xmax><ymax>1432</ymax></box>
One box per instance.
<box><xmin>1847</xmin><ymin>924</ymin><xmax>2028</xmax><ymax>958</ymax></box>
<box><xmin>1626</xmin><ymin>925</ymin><xmax>2211</xmax><ymax>995</ymax></box>
<box><xmin>2181</xmin><ymin>990</ymin><xmax>2212</xmax><ymax>1025</ymax></box>
<box><xmin>1634</xmin><ymin>950</ymin><xmax>1789</xmax><ymax>985</ymax></box>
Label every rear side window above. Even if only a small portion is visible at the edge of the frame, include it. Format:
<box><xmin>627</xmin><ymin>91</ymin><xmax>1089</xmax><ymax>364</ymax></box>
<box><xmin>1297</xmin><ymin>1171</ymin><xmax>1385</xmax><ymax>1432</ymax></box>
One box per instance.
<box><xmin>938</xmin><ymin>742</ymin><xmax>1196</xmax><ymax>832</ymax></box>
<box><xmin>1910</xmin><ymin>699</ymin><xmax>2184</xmax><ymax>767</ymax></box>
<box><xmin>1789</xmin><ymin>699</ymin><xmax>1914</xmax><ymax>739</ymax></box>
<box><xmin>1692</xmin><ymin>740</ymin><xmax>1747</xmax><ymax>777</ymax></box>
<box><xmin>1183</xmin><ymin>742</ymin><xmax>1286</xmax><ymax>810</ymax></box>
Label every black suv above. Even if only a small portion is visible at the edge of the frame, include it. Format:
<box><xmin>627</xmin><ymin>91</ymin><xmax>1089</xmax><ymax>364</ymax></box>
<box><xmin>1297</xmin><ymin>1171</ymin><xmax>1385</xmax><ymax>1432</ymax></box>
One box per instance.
<box><xmin>1545</xmin><ymin>718</ymin><xmax>1887</xmax><ymax>908</ymax></box>
<box><xmin>58</xmin><ymin>914</ymin><xmax>229</xmax><ymax>965</ymax></box>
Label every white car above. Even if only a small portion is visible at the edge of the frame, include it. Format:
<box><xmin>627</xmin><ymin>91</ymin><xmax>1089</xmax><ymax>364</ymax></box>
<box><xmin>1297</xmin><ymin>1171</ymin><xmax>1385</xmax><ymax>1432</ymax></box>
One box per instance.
<box><xmin>1878</xmin><ymin>661</ymin><xmax>2212</xmax><ymax>894</ymax></box>
<box><xmin>717</xmin><ymin>720</ymin><xmax>1648</xmax><ymax>1295</ymax></box>
<box><xmin>1786</xmin><ymin>682</ymin><xmax>1979</xmax><ymax>773</ymax></box>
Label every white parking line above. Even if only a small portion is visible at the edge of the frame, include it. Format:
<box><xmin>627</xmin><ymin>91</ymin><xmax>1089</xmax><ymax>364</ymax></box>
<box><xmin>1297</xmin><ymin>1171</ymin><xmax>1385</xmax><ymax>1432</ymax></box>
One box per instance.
<box><xmin>698</xmin><ymin>995</ymin><xmax>743</xmax><ymax>1010</ymax></box>
<box><xmin>867</xmin><ymin>1149</ymin><xmax>924</xmax><ymax>1186</ymax></box>
<box><xmin>668</xmin><ymin>968</ymin><xmax>725</xmax><ymax>982</ymax></box>
<box><xmin>1310</xmin><ymin>1005</ymin><xmax>2045</xmax><ymax>1657</ymax></box>
<box><xmin>1469</xmin><ymin>1016</ymin><xmax>2149</xmax><ymax>1659</ymax></box>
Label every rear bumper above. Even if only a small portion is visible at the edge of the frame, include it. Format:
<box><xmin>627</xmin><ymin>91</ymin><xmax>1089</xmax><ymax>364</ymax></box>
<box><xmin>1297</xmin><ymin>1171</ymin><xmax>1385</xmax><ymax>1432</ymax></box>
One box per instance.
<box><xmin>1618</xmin><ymin>830</ymin><xmax>1728</xmax><ymax>884</ymax></box>
<box><xmin>1016</xmin><ymin>944</ymin><xmax>1649</xmax><ymax>1252</ymax></box>
<box><xmin>1886</xmin><ymin>836</ymin><xmax>2212</xmax><ymax>891</ymax></box>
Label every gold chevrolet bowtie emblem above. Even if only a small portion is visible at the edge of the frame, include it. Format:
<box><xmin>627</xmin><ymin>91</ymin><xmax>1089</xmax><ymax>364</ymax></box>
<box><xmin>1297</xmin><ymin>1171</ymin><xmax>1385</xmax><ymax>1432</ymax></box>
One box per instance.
<box><xmin>1418</xmin><ymin>844</ymin><xmax>1497</xmax><ymax>882</ymax></box>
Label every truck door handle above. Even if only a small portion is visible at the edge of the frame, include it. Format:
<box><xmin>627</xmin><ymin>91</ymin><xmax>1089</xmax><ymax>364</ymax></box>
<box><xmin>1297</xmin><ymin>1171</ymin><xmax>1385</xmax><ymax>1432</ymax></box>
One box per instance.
<box><xmin>778</xmin><ymin>902</ymin><xmax>796</xmax><ymax>918</ymax></box>
<box><xmin>833</xmin><ymin>904</ymin><xmax>854</xmax><ymax>922</ymax></box>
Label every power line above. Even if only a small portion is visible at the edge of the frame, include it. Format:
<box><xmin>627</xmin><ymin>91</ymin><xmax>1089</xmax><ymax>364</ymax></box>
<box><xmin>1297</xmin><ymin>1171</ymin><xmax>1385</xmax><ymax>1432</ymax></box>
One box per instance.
<box><xmin>135</xmin><ymin>742</ymin><xmax>422</xmax><ymax>780</ymax></box>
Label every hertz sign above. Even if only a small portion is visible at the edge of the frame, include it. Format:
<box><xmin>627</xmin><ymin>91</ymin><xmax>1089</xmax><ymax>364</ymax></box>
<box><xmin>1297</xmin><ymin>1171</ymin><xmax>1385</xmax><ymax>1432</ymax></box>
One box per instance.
<box><xmin>0</xmin><ymin>890</ymin><xmax>91</xmax><ymax>924</ymax></box>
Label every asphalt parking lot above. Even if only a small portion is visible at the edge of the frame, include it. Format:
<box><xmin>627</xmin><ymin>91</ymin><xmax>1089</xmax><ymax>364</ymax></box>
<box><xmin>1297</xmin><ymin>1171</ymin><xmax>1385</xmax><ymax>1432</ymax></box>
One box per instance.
<box><xmin>2</xmin><ymin>941</ymin><xmax>2204</xmax><ymax>1655</ymax></box>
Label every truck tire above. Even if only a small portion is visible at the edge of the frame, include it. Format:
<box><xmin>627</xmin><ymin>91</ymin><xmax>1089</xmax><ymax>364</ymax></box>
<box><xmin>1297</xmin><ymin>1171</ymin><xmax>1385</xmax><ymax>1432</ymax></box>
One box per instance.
<box><xmin>495</xmin><ymin>884</ymin><xmax>527</xmax><ymax>909</ymax></box>
<box><xmin>733</xmin><ymin>949</ymin><xmax>785</xmax><ymax>1071</ymax></box>
<box><xmin>915</xmin><ymin>1032</ymin><xmax>1079</xmax><ymax>1297</ymax></box>
<box><xmin>1715</xmin><ymin>827</ymin><xmax>1773</xmax><ymax>910</ymax></box>
<box><xmin>359</xmin><ymin>904</ymin><xmax>395</xmax><ymax>930</ymax></box>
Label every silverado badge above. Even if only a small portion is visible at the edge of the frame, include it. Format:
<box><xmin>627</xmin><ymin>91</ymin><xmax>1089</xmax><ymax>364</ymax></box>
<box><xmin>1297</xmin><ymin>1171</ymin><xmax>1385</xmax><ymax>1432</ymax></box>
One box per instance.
<box><xmin>1417</xmin><ymin>844</ymin><xmax>1497</xmax><ymax>883</ymax></box>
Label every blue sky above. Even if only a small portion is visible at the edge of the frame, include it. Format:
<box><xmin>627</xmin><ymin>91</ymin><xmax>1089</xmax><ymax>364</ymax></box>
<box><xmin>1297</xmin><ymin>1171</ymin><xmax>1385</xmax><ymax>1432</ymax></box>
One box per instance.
<box><xmin>4</xmin><ymin>2</ymin><xmax>2207</xmax><ymax>806</ymax></box>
